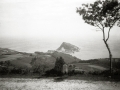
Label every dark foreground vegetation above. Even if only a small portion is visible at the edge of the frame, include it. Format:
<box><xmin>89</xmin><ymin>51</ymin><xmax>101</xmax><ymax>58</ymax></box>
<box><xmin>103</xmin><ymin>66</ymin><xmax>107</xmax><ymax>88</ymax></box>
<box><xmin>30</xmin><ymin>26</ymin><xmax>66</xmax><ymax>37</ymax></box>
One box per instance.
<box><xmin>0</xmin><ymin>60</ymin><xmax>120</xmax><ymax>81</ymax></box>
<box><xmin>0</xmin><ymin>69</ymin><xmax>120</xmax><ymax>82</ymax></box>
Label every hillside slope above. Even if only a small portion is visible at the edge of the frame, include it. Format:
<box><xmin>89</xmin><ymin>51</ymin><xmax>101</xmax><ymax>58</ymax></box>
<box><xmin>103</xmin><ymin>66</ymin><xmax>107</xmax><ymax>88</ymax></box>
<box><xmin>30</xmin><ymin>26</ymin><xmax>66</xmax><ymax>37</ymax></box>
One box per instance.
<box><xmin>0</xmin><ymin>48</ymin><xmax>81</xmax><ymax>70</ymax></box>
<box><xmin>51</xmin><ymin>51</ymin><xmax>80</xmax><ymax>64</ymax></box>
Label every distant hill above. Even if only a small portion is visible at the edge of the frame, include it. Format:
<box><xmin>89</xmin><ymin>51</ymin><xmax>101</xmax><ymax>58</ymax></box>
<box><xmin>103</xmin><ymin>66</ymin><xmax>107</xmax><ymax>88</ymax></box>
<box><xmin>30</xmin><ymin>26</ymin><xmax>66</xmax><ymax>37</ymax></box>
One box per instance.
<box><xmin>57</xmin><ymin>42</ymin><xmax>80</xmax><ymax>54</ymax></box>
<box><xmin>0</xmin><ymin>48</ymin><xmax>19</xmax><ymax>55</ymax></box>
<box><xmin>0</xmin><ymin>47</ymin><xmax>81</xmax><ymax>70</ymax></box>
<box><xmin>9</xmin><ymin>52</ymin><xmax>81</xmax><ymax>70</ymax></box>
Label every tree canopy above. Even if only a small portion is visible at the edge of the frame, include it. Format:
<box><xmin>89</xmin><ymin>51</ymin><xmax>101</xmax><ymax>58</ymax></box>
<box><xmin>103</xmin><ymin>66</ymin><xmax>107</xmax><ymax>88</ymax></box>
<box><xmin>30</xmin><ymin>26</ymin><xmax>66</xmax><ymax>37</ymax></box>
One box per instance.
<box><xmin>77</xmin><ymin>0</ymin><xmax>120</xmax><ymax>31</ymax></box>
<box><xmin>54</xmin><ymin>57</ymin><xmax>65</xmax><ymax>73</ymax></box>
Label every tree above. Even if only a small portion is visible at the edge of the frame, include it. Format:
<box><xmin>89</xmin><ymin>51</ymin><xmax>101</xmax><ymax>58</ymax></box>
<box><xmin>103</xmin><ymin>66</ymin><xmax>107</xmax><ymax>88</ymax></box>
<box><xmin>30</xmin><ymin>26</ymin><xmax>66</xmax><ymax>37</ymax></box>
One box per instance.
<box><xmin>30</xmin><ymin>57</ymin><xmax>48</xmax><ymax>75</ymax></box>
<box><xmin>54</xmin><ymin>57</ymin><xmax>65</xmax><ymax>73</ymax></box>
<box><xmin>77</xmin><ymin>0</ymin><xmax>120</xmax><ymax>74</ymax></box>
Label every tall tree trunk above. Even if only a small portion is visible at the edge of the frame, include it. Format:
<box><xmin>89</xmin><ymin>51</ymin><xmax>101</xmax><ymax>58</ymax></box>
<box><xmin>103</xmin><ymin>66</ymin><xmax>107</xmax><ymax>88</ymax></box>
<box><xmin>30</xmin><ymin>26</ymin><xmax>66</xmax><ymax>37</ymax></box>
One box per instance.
<box><xmin>103</xmin><ymin>40</ymin><xmax>112</xmax><ymax>75</ymax></box>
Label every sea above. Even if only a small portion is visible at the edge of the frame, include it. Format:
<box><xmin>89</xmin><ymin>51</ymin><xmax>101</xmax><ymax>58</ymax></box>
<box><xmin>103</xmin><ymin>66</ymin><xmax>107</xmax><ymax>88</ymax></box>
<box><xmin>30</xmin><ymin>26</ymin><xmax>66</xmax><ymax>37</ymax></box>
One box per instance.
<box><xmin>0</xmin><ymin>37</ymin><xmax>120</xmax><ymax>60</ymax></box>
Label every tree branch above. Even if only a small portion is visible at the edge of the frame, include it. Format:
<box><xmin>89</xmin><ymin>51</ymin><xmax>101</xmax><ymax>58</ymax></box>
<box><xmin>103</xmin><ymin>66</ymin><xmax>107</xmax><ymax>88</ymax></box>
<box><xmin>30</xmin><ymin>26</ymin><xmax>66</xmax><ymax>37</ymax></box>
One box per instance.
<box><xmin>99</xmin><ymin>21</ymin><xmax>104</xmax><ymax>28</ymax></box>
<box><xmin>106</xmin><ymin>27</ymin><xmax>111</xmax><ymax>42</ymax></box>
<box><xmin>106</xmin><ymin>18</ymin><xmax>120</xmax><ymax>42</ymax></box>
<box><xmin>95</xmin><ymin>22</ymin><xmax>103</xmax><ymax>31</ymax></box>
<box><xmin>95</xmin><ymin>18</ymin><xmax>104</xmax><ymax>28</ymax></box>
<box><xmin>102</xmin><ymin>27</ymin><xmax>105</xmax><ymax>40</ymax></box>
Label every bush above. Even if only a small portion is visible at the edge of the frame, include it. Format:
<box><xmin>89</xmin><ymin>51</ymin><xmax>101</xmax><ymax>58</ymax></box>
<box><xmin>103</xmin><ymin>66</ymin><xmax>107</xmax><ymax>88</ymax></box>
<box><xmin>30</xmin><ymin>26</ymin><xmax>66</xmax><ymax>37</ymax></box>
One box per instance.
<box><xmin>10</xmin><ymin>68</ymin><xmax>22</xmax><ymax>74</ymax></box>
<box><xmin>88</xmin><ymin>71</ymin><xmax>102</xmax><ymax>75</ymax></box>
<box><xmin>45</xmin><ymin>69</ymin><xmax>63</xmax><ymax>76</ymax></box>
<box><xmin>54</xmin><ymin>57</ymin><xmax>65</xmax><ymax>74</ymax></box>
<box><xmin>0</xmin><ymin>67</ymin><xmax>9</xmax><ymax>75</ymax></box>
<box><xmin>74</xmin><ymin>71</ymin><xmax>85</xmax><ymax>75</ymax></box>
<box><xmin>0</xmin><ymin>61</ymin><xmax>4</xmax><ymax>65</ymax></box>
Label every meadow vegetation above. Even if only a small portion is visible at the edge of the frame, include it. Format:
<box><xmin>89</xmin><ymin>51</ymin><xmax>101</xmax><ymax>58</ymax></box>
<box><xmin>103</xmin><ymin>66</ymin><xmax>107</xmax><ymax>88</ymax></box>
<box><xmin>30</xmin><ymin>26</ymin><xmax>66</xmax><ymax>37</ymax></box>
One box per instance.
<box><xmin>0</xmin><ymin>47</ymin><xmax>120</xmax><ymax>81</ymax></box>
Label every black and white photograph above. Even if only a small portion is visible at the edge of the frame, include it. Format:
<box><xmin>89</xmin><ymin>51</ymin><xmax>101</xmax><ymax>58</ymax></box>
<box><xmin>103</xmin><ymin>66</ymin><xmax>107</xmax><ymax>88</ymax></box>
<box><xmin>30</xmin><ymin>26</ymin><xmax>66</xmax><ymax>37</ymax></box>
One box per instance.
<box><xmin>0</xmin><ymin>0</ymin><xmax>120</xmax><ymax>90</ymax></box>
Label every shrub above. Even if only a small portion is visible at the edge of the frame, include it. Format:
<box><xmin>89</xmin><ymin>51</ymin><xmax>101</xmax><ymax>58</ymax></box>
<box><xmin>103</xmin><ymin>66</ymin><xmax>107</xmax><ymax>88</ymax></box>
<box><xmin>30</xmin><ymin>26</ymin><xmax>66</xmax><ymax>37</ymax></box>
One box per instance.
<box><xmin>0</xmin><ymin>67</ymin><xmax>9</xmax><ymax>75</ymax></box>
<box><xmin>74</xmin><ymin>71</ymin><xmax>85</xmax><ymax>75</ymax></box>
<box><xmin>45</xmin><ymin>69</ymin><xmax>63</xmax><ymax>76</ymax></box>
<box><xmin>54</xmin><ymin>57</ymin><xmax>65</xmax><ymax>74</ymax></box>
<box><xmin>10</xmin><ymin>68</ymin><xmax>22</xmax><ymax>74</ymax></box>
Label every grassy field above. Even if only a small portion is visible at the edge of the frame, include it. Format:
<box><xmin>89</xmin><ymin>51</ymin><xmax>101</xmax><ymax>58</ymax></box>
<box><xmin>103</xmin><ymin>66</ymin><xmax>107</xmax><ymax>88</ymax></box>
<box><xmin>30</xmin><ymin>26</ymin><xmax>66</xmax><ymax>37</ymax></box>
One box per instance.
<box><xmin>73</xmin><ymin>63</ymin><xmax>108</xmax><ymax>72</ymax></box>
<box><xmin>88</xmin><ymin>65</ymin><xmax>107</xmax><ymax>70</ymax></box>
<box><xmin>0</xmin><ymin>54</ymin><xmax>24</xmax><ymax>61</ymax></box>
<box><xmin>0</xmin><ymin>47</ymin><xmax>119</xmax><ymax>78</ymax></box>
<box><xmin>0</xmin><ymin>78</ymin><xmax>120</xmax><ymax>90</ymax></box>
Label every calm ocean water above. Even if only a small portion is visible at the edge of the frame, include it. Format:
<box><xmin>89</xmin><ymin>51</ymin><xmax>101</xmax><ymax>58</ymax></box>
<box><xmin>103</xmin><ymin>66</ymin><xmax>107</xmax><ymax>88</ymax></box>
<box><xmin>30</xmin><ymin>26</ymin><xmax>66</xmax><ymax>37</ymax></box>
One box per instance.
<box><xmin>0</xmin><ymin>37</ymin><xmax>120</xmax><ymax>60</ymax></box>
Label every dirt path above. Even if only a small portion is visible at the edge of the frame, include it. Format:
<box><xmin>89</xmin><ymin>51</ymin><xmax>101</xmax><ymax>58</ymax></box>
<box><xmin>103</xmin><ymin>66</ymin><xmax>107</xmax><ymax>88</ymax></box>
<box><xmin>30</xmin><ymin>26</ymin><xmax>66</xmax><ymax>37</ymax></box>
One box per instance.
<box><xmin>0</xmin><ymin>78</ymin><xmax>120</xmax><ymax>90</ymax></box>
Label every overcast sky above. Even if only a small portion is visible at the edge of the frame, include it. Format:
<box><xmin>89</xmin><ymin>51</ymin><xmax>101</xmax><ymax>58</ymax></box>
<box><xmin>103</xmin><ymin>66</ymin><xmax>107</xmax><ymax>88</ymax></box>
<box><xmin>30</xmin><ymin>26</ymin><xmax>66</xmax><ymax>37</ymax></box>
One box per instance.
<box><xmin>0</xmin><ymin>0</ymin><xmax>100</xmax><ymax>38</ymax></box>
<box><xmin>0</xmin><ymin>0</ymin><xmax>119</xmax><ymax>39</ymax></box>
<box><xmin>0</xmin><ymin>0</ymin><xmax>120</xmax><ymax>59</ymax></box>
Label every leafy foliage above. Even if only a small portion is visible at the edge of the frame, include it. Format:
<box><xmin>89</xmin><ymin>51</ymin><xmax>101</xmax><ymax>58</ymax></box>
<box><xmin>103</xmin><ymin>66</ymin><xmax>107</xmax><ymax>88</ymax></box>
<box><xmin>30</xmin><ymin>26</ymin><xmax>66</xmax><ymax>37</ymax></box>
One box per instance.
<box><xmin>45</xmin><ymin>57</ymin><xmax>65</xmax><ymax>76</ymax></box>
<box><xmin>54</xmin><ymin>57</ymin><xmax>65</xmax><ymax>73</ymax></box>
<box><xmin>77</xmin><ymin>0</ymin><xmax>120</xmax><ymax>28</ymax></box>
<box><xmin>30</xmin><ymin>57</ymin><xmax>48</xmax><ymax>74</ymax></box>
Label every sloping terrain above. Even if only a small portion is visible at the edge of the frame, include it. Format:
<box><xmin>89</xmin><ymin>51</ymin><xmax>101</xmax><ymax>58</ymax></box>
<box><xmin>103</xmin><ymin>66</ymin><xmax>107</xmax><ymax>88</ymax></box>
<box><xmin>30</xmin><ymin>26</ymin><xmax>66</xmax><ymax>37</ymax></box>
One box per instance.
<box><xmin>0</xmin><ymin>54</ymin><xmax>24</xmax><ymax>61</ymax></box>
<box><xmin>51</xmin><ymin>51</ymin><xmax>80</xmax><ymax>64</ymax></box>
<box><xmin>0</xmin><ymin>47</ymin><xmax>81</xmax><ymax>70</ymax></box>
<box><xmin>73</xmin><ymin>63</ymin><xmax>108</xmax><ymax>72</ymax></box>
<box><xmin>0</xmin><ymin>48</ymin><xmax>18</xmax><ymax>55</ymax></box>
<box><xmin>2</xmin><ymin>47</ymin><xmax>115</xmax><ymax>72</ymax></box>
<box><xmin>10</xmin><ymin>57</ymin><xmax>33</xmax><ymax>68</ymax></box>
